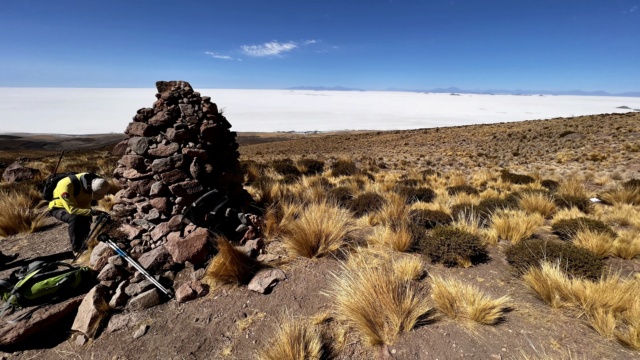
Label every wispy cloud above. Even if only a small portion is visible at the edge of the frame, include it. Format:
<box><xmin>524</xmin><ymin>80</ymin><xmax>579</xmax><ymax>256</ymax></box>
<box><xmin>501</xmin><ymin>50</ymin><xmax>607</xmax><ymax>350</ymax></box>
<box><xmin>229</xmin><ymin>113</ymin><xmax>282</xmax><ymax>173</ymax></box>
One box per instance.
<box><xmin>241</xmin><ymin>41</ymin><xmax>298</xmax><ymax>57</ymax></box>
<box><xmin>240</xmin><ymin>39</ymin><xmax>319</xmax><ymax>57</ymax></box>
<box><xmin>204</xmin><ymin>51</ymin><xmax>241</xmax><ymax>61</ymax></box>
<box><xmin>631</xmin><ymin>5</ymin><xmax>638</xmax><ymax>12</ymax></box>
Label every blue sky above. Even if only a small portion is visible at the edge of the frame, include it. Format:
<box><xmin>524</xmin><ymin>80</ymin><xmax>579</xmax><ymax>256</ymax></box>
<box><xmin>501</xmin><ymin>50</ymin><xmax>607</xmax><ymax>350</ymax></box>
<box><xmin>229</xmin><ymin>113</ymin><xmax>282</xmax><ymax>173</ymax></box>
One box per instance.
<box><xmin>1</xmin><ymin>0</ymin><xmax>639</xmax><ymax>92</ymax></box>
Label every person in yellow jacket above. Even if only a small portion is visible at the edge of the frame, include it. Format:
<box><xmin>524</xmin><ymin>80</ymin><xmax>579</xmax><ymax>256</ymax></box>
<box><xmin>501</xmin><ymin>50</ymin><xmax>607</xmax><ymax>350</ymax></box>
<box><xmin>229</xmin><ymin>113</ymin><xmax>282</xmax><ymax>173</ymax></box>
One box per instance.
<box><xmin>48</xmin><ymin>173</ymin><xmax>110</xmax><ymax>255</ymax></box>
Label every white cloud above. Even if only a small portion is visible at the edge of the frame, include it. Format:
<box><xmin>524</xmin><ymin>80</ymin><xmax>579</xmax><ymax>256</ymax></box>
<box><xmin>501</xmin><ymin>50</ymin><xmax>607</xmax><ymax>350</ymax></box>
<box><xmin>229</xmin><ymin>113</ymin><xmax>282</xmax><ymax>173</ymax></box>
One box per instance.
<box><xmin>303</xmin><ymin>39</ymin><xmax>318</xmax><ymax>45</ymax></box>
<box><xmin>631</xmin><ymin>6</ymin><xmax>638</xmax><ymax>12</ymax></box>
<box><xmin>205</xmin><ymin>51</ymin><xmax>240</xmax><ymax>61</ymax></box>
<box><xmin>241</xmin><ymin>41</ymin><xmax>298</xmax><ymax>57</ymax></box>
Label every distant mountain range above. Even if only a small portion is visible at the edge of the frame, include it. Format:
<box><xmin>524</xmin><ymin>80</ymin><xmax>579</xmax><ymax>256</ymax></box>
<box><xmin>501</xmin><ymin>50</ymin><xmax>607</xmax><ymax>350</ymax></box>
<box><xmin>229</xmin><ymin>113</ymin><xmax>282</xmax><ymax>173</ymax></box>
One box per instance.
<box><xmin>287</xmin><ymin>86</ymin><xmax>640</xmax><ymax>97</ymax></box>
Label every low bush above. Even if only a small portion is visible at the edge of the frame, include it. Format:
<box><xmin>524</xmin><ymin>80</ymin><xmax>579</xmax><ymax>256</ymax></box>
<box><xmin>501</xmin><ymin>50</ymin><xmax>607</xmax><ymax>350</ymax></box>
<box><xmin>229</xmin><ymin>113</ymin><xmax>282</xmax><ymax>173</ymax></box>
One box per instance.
<box><xmin>348</xmin><ymin>192</ymin><xmax>386</xmax><ymax>217</ymax></box>
<box><xmin>551</xmin><ymin>217</ymin><xmax>617</xmax><ymax>240</ymax></box>
<box><xmin>554</xmin><ymin>195</ymin><xmax>592</xmax><ymax>213</ymax></box>
<box><xmin>622</xmin><ymin>179</ymin><xmax>640</xmax><ymax>190</ymax></box>
<box><xmin>395</xmin><ymin>186</ymin><xmax>436</xmax><ymax>204</ymax></box>
<box><xmin>409</xmin><ymin>209</ymin><xmax>452</xmax><ymax>229</ymax></box>
<box><xmin>419</xmin><ymin>226</ymin><xmax>488</xmax><ymax>267</ymax></box>
<box><xmin>327</xmin><ymin>186</ymin><xmax>354</xmax><ymax>208</ymax></box>
<box><xmin>540</xmin><ymin>179</ymin><xmax>560</xmax><ymax>192</ymax></box>
<box><xmin>331</xmin><ymin>159</ymin><xmax>358</xmax><ymax>177</ymax></box>
<box><xmin>446</xmin><ymin>185</ymin><xmax>479</xmax><ymax>196</ymax></box>
<box><xmin>297</xmin><ymin>158</ymin><xmax>325</xmax><ymax>175</ymax></box>
<box><xmin>271</xmin><ymin>159</ymin><xmax>301</xmax><ymax>177</ymax></box>
<box><xmin>500</xmin><ymin>170</ymin><xmax>535</xmax><ymax>185</ymax></box>
<box><xmin>504</xmin><ymin>239</ymin><xmax>605</xmax><ymax>279</ymax></box>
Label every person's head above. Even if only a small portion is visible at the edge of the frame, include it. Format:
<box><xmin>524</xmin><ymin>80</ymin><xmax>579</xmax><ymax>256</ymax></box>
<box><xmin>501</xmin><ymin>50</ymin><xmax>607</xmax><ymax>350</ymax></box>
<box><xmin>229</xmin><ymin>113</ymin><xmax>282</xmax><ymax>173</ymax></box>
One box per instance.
<box><xmin>91</xmin><ymin>178</ymin><xmax>110</xmax><ymax>200</ymax></box>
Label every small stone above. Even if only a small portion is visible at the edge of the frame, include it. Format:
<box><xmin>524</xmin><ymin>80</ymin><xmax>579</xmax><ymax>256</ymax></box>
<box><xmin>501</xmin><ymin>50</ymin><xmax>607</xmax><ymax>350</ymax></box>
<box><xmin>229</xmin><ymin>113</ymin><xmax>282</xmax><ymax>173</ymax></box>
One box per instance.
<box><xmin>75</xmin><ymin>334</ymin><xmax>88</xmax><ymax>346</ymax></box>
<box><xmin>248</xmin><ymin>268</ymin><xmax>286</xmax><ymax>294</ymax></box>
<box><xmin>128</xmin><ymin>289</ymin><xmax>162</xmax><ymax>310</ymax></box>
<box><xmin>132</xmin><ymin>324</ymin><xmax>150</xmax><ymax>339</ymax></box>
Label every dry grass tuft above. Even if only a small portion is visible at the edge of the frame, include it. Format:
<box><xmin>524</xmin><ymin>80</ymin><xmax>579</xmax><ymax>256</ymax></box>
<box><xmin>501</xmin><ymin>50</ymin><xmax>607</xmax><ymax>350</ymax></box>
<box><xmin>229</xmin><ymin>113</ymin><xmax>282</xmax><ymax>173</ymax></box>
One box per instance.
<box><xmin>599</xmin><ymin>185</ymin><xmax>640</xmax><ymax>206</ymax></box>
<box><xmin>258</xmin><ymin>317</ymin><xmax>325</xmax><ymax>360</ymax></box>
<box><xmin>613</xmin><ymin>230</ymin><xmax>640</xmax><ymax>260</ymax></box>
<box><xmin>203</xmin><ymin>236</ymin><xmax>260</xmax><ymax>285</ymax></box>
<box><xmin>523</xmin><ymin>261</ymin><xmax>640</xmax><ymax>349</ymax></box>
<box><xmin>572</xmin><ymin>229</ymin><xmax>615</xmax><ymax>257</ymax></box>
<box><xmin>0</xmin><ymin>188</ymin><xmax>48</xmax><ymax>237</ymax></box>
<box><xmin>519</xmin><ymin>192</ymin><xmax>557</xmax><ymax>218</ymax></box>
<box><xmin>487</xmin><ymin>210</ymin><xmax>544</xmax><ymax>244</ymax></box>
<box><xmin>429</xmin><ymin>275</ymin><xmax>511</xmax><ymax>325</ymax></box>
<box><xmin>282</xmin><ymin>201</ymin><xmax>358</xmax><ymax>258</ymax></box>
<box><xmin>368</xmin><ymin>224</ymin><xmax>414</xmax><ymax>252</ymax></box>
<box><xmin>327</xmin><ymin>253</ymin><xmax>431</xmax><ymax>346</ymax></box>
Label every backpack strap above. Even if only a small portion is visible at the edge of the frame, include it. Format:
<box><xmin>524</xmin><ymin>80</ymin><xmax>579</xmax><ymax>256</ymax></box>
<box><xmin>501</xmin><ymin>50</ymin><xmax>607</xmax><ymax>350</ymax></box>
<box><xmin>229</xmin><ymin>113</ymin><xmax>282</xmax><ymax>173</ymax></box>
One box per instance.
<box><xmin>70</xmin><ymin>174</ymin><xmax>81</xmax><ymax>197</ymax></box>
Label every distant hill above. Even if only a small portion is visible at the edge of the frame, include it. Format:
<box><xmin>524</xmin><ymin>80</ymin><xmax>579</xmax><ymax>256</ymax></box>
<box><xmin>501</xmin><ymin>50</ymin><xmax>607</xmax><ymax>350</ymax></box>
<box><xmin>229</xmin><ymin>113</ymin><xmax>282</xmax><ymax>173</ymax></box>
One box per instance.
<box><xmin>286</xmin><ymin>86</ymin><xmax>364</xmax><ymax>91</ymax></box>
<box><xmin>288</xmin><ymin>86</ymin><xmax>640</xmax><ymax>97</ymax></box>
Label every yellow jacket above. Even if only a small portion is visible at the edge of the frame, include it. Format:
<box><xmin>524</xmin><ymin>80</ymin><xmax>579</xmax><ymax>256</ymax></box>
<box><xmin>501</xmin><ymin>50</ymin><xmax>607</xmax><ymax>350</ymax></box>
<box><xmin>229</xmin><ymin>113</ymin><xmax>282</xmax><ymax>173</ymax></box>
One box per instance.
<box><xmin>48</xmin><ymin>173</ymin><xmax>92</xmax><ymax>216</ymax></box>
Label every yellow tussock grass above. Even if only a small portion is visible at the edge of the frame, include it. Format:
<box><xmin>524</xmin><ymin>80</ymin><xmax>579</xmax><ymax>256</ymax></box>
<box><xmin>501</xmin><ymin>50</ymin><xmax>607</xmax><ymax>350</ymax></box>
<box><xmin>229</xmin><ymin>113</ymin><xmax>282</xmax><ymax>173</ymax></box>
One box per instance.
<box><xmin>613</xmin><ymin>230</ymin><xmax>640</xmax><ymax>260</ymax></box>
<box><xmin>373</xmin><ymin>193</ymin><xmax>410</xmax><ymax>229</ymax></box>
<box><xmin>519</xmin><ymin>192</ymin><xmax>557</xmax><ymax>218</ymax></box>
<box><xmin>451</xmin><ymin>210</ymin><xmax>484</xmax><ymax>237</ymax></box>
<box><xmin>203</xmin><ymin>236</ymin><xmax>260</xmax><ymax>285</ymax></box>
<box><xmin>557</xmin><ymin>174</ymin><xmax>587</xmax><ymax>198</ymax></box>
<box><xmin>282</xmin><ymin>201</ymin><xmax>357</xmax><ymax>258</ymax></box>
<box><xmin>327</xmin><ymin>254</ymin><xmax>431</xmax><ymax>346</ymax></box>
<box><xmin>595</xmin><ymin>203</ymin><xmax>640</xmax><ymax>227</ymax></box>
<box><xmin>599</xmin><ymin>185</ymin><xmax>640</xmax><ymax>206</ymax></box>
<box><xmin>0</xmin><ymin>188</ymin><xmax>48</xmax><ymax>237</ymax></box>
<box><xmin>368</xmin><ymin>224</ymin><xmax>414</xmax><ymax>252</ymax></box>
<box><xmin>523</xmin><ymin>262</ymin><xmax>640</xmax><ymax>349</ymax></box>
<box><xmin>487</xmin><ymin>210</ymin><xmax>544</xmax><ymax>244</ymax></box>
<box><xmin>552</xmin><ymin>207</ymin><xmax>587</xmax><ymax>222</ymax></box>
<box><xmin>263</xmin><ymin>202</ymin><xmax>301</xmax><ymax>241</ymax></box>
<box><xmin>471</xmin><ymin>169</ymin><xmax>496</xmax><ymax>188</ymax></box>
<box><xmin>572</xmin><ymin>229</ymin><xmax>615</xmax><ymax>257</ymax></box>
<box><xmin>430</xmin><ymin>275</ymin><xmax>511</xmax><ymax>325</ymax></box>
<box><xmin>258</xmin><ymin>317</ymin><xmax>325</xmax><ymax>360</ymax></box>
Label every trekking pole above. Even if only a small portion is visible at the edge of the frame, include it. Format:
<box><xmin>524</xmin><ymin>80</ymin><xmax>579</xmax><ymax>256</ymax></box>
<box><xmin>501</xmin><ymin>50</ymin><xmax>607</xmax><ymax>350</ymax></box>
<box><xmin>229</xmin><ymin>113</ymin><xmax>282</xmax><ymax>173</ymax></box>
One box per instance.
<box><xmin>97</xmin><ymin>234</ymin><xmax>174</xmax><ymax>299</ymax></box>
<box><xmin>52</xmin><ymin>151</ymin><xmax>65</xmax><ymax>176</ymax></box>
<box><xmin>73</xmin><ymin>212</ymin><xmax>111</xmax><ymax>262</ymax></box>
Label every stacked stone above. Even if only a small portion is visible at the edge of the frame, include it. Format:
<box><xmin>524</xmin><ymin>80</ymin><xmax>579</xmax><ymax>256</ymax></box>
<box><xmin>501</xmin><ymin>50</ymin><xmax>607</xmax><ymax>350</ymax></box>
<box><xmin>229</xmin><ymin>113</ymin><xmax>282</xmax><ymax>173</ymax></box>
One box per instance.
<box><xmin>111</xmin><ymin>80</ymin><xmax>251</xmax><ymax>253</ymax></box>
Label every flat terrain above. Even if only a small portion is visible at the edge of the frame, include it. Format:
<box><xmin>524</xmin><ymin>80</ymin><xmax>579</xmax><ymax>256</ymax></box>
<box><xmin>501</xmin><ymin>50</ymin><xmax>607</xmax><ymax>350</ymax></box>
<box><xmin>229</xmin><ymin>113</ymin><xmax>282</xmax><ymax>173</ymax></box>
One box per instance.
<box><xmin>0</xmin><ymin>112</ymin><xmax>639</xmax><ymax>360</ymax></box>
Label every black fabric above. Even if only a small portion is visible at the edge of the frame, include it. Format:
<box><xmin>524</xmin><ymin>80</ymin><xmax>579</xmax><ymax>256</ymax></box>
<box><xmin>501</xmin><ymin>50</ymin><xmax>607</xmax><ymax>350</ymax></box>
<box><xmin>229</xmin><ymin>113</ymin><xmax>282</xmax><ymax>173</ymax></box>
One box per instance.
<box><xmin>50</xmin><ymin>209</ymin><xmax>92</xmax><ymax>252</ymax></box>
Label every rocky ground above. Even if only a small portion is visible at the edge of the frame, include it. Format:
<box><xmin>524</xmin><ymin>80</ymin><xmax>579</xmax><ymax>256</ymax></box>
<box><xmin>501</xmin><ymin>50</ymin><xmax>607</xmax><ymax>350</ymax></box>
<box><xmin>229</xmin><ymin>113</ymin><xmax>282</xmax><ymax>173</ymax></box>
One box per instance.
<box><xmin>0</xmin><ymin>111</ymin><xmax>639</xmax><ymax>360</ymax></box>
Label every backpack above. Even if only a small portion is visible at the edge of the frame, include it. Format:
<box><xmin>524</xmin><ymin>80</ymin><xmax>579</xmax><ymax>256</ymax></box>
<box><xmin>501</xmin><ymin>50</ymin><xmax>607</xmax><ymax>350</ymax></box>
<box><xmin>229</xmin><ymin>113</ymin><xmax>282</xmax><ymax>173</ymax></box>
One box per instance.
<box><xmin>41</xmin><ymin>172</ymin><xmax>98</xmax><ymax>201</ymax></box>
<box><xmin>0</xmin><ymin>261</ymin><xmax>95</xmax><ymax>315</ymax></box>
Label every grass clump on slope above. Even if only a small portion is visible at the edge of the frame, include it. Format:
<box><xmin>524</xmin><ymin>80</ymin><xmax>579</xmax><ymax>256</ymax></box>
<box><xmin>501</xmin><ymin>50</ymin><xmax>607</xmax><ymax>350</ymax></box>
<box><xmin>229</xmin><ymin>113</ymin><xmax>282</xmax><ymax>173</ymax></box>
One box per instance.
<box><xmin>419</xmin><ymin>226</ymin><xmax>488</xmax><ymax>268</ymax></box>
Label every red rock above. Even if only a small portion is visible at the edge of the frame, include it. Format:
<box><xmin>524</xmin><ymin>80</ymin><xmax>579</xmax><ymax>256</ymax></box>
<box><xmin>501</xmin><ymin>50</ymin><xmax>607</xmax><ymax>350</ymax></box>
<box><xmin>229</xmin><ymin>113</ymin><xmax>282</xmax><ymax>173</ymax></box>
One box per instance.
<box><xmin>165</xmin><ymin>227</ymin><xmax>211</xmax><ymax>265</ymax></box>
<box><xmin>126</xmin><ymin>122</ymin><xmax>156</xmax><ymax>137</ymax></box>
<box><xmin>160</xmin><ymin>169</ymin><xmax>188</xmax><ymax>184</ymax></box>
<box><xmin>148</xmin><ymin>142</ymin><xmax>180</xmax><ymax>157</ymax></box>
<box><xmin>118</xmin><ymin>155</ymin><xmax>146</xmax><ymax>170</ymax></box>
<box><xmin>150</xmin><ymin>222</ymin><xmax>170</xmax><ymax>241</ymax></box>
<box><xmin>71</xmin><ymin>285</ymin><xmax>110</xmax><ymax>338</ymax></box>
<box><xmin>120</xmin><ymin>223</ymin><xmax>143</xmax><ymax>240</ymax></box>
<box><xmin>150</xmin><ymin>197</ymin><xmax>171</xmax><ymax>215</ymax></box>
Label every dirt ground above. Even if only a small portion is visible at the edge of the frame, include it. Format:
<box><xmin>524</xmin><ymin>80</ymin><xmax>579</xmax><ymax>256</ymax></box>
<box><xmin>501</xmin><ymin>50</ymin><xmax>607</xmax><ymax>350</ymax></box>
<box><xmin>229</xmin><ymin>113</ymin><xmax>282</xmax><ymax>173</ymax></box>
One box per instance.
<box><xmin>1</xmin><ymin>113</ymin><xmax>640</xmax><ymax>359</ymax></box>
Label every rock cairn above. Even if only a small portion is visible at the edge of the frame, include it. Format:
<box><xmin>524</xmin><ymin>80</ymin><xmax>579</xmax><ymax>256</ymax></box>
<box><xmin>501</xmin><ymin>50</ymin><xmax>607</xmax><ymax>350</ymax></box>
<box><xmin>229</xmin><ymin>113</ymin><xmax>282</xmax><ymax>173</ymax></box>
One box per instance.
<box><xmin>111</xmin><ymin>80</ymin><xmax>251</xmax><ymax>250</ymax></box>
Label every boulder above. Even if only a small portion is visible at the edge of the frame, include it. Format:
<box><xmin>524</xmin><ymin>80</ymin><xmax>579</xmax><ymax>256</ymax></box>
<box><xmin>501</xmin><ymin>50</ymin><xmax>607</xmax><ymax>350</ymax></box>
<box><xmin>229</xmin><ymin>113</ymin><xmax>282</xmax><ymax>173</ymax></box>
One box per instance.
<box><xmin>0</xmin><ymin>296</ymin><xmax>83</xmax><ymax>346</ymax></box>
<box><xmin>128</xmin><ymin>289</ymin><xmax>162</xmax><ymax>310</ymax></box>
<box><xmin>71</xmin><ymin>285</ymin><xmax>110</xmax><ymax>338</ymax></box>
<box><xmin>90</xmin><ymin>242</ymin><xmax>114</xmax><ymax>267</ymax></box>
<box><xmin>109</xmin><ymin>280</ymin><xmax>130</xmax><ymax>309</ymax></box>
<box><xmin>175</xmin><ymin>280</ymin><xmax>208</xmax><ymax>303</ymax></box>
<box><xmin>137</xmin><ymin>245</ymin><xmax>172</xmax><ymax>272</ymax></box>
<box><xmin>1</xmin><ymin>162</ymin><xmax>40</xmax><ymax>183</ymax></box>
<box><xmin>165</xmin><ymin>227</ymin><xmax>210</xmax><ymax>265</ymax></box>
<box><xmin>248</xmin><ymin>268</ymin><xmax>286</xmax><ymax>294</ymax></box>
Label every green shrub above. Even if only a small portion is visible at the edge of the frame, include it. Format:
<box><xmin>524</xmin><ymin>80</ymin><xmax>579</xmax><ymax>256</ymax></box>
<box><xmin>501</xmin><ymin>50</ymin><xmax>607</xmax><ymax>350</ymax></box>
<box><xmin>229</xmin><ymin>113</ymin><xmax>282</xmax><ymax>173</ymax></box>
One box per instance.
<box><xmin>418</xmin><ymin>226</ymin><xmax>488</xmax><ymax>267</ymax></box>
<box><xmin>395</xmin><ymin>186</ymin><xmax>436</xmax><ymax>204</ymax></box>
<box><xmin>281</xmin><ymin>174</ymin><xmax>299</xmax><ymax>184</ymax></box>
<box><xmin>297</xmin><ymin>158</ymin><xmax>325</xmax><ymax>175</ymax></box>
<box><xmin>446</xmin><ymin>185</ymin><xmax>479</xmax><ymax>196</ymax></box>
<box><xmin>331</xmin><ymin>159</ymin><xmax>358</xmax><ymax>177</ymax></box>
<box><xmin>500</xmin><ymin>170</ymin><xmax>535</xmax><ymax>185</ymax></box>
<box><xmin>409</xmin><ymin>209</ymin><xmax>452</xmax><ymax>229</ymax></box>
<box><xmin>420</xmin><ymin>169</ymin><xmax>438</xmax><ymax>179</ymax></box>
<box><xmin>554</xmin><ymin>195</ymin><xmax>592</xmax><ymax>213</ymax></box>
<box><xmin>327</xmin><ymin>186</ymin><xmax>354</xmax><ymax>207</ymax></box>
<box><xmin>551</xmin><ymin>217</ymin><xmax>617</xmax><ymax>240</ymax></box>
<box><xmin>397</xmin><ymin>179</ymin><xmax>419</xmax><ymax>187</ymax></box>
<box><xmin>559</xmin><ymin>130</ymin><xmax>575</xmax><ymax>138</ymax></box>
<box><xmin>478</xmin><ymin>195</ymin><xmax>520</xmax><ymax>213</ymax></box>
<box><xmin>622</xmin><ymin>179</ymin><xmax>640</xmax><ymax>190</ymax></box>
<box><xmin>540</xmin><ymin>179</ymin><xmax>560</xmax><ymax>192</ymax></box>
<box><xmin>348</xmin><ymin>192</ymin><xmax>386</xmax><ymax>217</ymax></box>
<box><xmin>505</xmin><ymin>239</ymin><xmax>605</xmax><ymax>280</ymax></box>
<box><xmin>271</xmin><ymin>159</ymin><xmax>301</xmax><ymax>176</ymax></box>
